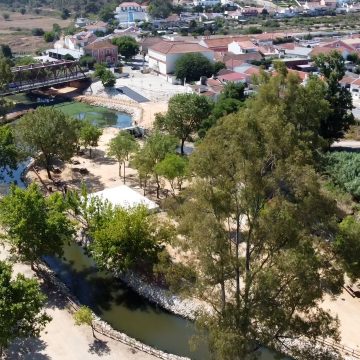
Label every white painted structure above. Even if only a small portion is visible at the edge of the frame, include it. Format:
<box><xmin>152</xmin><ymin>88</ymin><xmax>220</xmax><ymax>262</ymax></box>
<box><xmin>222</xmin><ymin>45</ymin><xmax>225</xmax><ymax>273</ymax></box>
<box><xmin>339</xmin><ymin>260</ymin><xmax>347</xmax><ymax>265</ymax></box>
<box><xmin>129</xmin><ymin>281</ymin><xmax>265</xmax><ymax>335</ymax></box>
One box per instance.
<box><xmin>114</xmin><ymin>2</ymin><xmax>149</xmax><ymax>27</ymax></box>
<box><xmin>193</xmin><ymin>0</ymin><xmax>220</xmax><ymax>6</ymax></box>
<box><xmin>228</xmin><ymin>40</ymin><xmax>258</xmax><ymax>54</ymax></box>
<box><xmin>89</xmin><ymin>185</ymin><xmax>159</xmax><ymax>211</ymax></box>
<box><xmin>148</xmin><ymin>41</ymin><xmax>214</xmax><ymax>76</ymax></box>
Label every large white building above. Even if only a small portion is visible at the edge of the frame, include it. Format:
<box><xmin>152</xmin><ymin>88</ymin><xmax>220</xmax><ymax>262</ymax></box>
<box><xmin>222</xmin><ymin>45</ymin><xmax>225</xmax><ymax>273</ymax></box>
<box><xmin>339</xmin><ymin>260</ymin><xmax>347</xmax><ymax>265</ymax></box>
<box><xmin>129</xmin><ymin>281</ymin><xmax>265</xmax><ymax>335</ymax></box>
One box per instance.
<box><xmin>148</xmin><ymin>40</ymin><xmax>214</xmax><ymax>77</ymax></box>
<box><xmin>114</xmin><ymin>2</ymin><xmax>149</xmax><ymax>27</ymax></box>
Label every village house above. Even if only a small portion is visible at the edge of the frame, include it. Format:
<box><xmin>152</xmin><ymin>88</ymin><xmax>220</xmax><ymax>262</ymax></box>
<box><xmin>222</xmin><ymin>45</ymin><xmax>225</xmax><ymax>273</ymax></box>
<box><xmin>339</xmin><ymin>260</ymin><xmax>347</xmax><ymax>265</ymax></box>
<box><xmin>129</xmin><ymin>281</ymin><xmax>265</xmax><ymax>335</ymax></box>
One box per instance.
<box><xmin>228</xmin><ymin>40</ymin><xmax>258</xmax><ymax>54</ymax></box>
<box><xmin>114</xmin><ymin>2</ymin><xmax>149</xmax><ymax>27</ymax></box>
<box><xmin>85</xmin><ymin>21</ymin><xmax>108</xmax><ymax>34</ymax></box>
<box><xmin>148</xmin><ymin>40</ymin><xmax>214</xmax><ymax>80</ymax></box>
<box><xmin>193</xmin><ymin>0</ymin><xmax>221</xmax><ymax>6</ymax></box>
<box><xmin>64</xmin><ymin>31</ymin><xmax>97</xmax><ymax>51</ymax></box>
<box><xmin>84</xmin><ymin>41</ymin><xmax>118</xmax><ymax>65</ymax></box>
<box><xmin>199</xmin><ymin>35</ymin><xmax>251</xmax><ymax>52</ymax></box>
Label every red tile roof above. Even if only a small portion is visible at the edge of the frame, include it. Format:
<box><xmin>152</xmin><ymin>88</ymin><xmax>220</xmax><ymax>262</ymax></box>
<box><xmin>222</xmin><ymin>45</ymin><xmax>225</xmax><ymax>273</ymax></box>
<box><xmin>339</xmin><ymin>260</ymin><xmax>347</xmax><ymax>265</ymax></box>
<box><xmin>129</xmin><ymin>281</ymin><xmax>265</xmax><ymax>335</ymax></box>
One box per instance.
<box><xmin>201</xmin><ymin>36</ymin><xmax>250</xmax><ymax>49</ymax></box>
<box><xmin>84</xmin><ymin>41</ymin><xmax>117</xmax><ymax>50</ymax></box>
<box><xmin>218</xmin><ymin>72</ymin><xmax>247</xmax><ymax>82</ymax></box>
<box><xmin>149</xmin><ymin>41</ymin><xmax>211</xmax><ymax>54</ymax></box>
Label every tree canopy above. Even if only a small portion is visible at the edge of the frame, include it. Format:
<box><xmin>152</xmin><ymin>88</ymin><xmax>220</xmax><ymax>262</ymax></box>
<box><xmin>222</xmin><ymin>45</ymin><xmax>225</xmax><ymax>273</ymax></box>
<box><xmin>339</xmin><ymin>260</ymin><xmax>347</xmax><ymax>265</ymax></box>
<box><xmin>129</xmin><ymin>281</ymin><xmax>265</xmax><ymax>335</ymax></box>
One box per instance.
<box><xmin>155</xmin><ymin>153</ymin><xmax>188</xmax><ymax>195</ymax></box>
<box><xmin>0</xmin><ymin>261</ymin><xmax>51</xmax><ymax>357</ymax></box>
<box><xmin>0</xmin><ymin>125</ymin><xmax>19</xmax><ymax>178</ymax></box>
<box><xmin>94</xmin><ymin>64</ymin><xmax>116</xmax><ymax>88</ymax></box>
<box><xmin>314</xmin><ymin>51</ymin><xmax>354</xmax><ymax>144</ymax></box>
<box><xmin>15</xmin><ymin>106</ymin><xmax>78</xmax><ymax>179</ymax></box>
<box><xmin>170</xmin><ymin>70</ymin><xmax>352</xmax><ymax>359</ymax></box>
<box><xmin>174</xmin><ymin>53</ymin><xmax>214</xmax><ymax>82</ymax></box>
<box><xmin>155</xmin><ymin>93</ymin><xmax>213</xmax><ymax>154</ymax></box>
<box><xmin>0</xmin><ymin>184</ymin><xmax>74</xmax><ymax>269</ymax></box>
<box><xmin>147</xmin><ymin>0</ymin><xmax>172</xmax><ymax>19</ymax></box>
<box><xmin>90</xmin><ymin>205</ymin><xmax>170</xmax><ymax>273</ymax></box>
<box><xmin>107</xmin><ymin>131</ymin><xmax>138</xmax><ymax>182</ymax></box>
<box><xmin>79</xmin><ymin>121</ymin><xmax>103</xmax><ymax>158</ymax></box>
<box><xmin>132</xmin><ymin>131</ymin><xmax>178</xmax><ymax>197</ymax></box>
<box><xmin>112</xmin><ymin>36</ymin><xmax>139</xmax><ymax>60</ymax></box>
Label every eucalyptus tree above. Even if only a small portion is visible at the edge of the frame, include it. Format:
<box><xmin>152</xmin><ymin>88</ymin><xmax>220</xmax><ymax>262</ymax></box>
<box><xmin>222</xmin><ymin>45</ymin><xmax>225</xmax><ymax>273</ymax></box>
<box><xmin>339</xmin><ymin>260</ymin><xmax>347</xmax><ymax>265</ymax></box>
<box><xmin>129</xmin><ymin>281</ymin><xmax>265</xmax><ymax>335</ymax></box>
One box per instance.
<box><xmin>174</xmin><ymin>70</ymin><xmax>350</xmax><ymax>359</ymax></box>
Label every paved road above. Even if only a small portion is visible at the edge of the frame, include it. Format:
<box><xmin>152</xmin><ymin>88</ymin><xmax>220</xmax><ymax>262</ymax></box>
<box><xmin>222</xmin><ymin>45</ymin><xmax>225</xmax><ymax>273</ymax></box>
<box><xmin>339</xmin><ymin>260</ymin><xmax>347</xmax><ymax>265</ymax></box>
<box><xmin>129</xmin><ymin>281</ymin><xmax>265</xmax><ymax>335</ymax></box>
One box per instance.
<box><xmin>116</xmin><ymin>86</ymin><xmax>149</xmax><ymax>103</ymax></box>
<box><xmin>331</xmin><ymin>140</ymin><xmax>360</xmax><ymax>151</ymax></box>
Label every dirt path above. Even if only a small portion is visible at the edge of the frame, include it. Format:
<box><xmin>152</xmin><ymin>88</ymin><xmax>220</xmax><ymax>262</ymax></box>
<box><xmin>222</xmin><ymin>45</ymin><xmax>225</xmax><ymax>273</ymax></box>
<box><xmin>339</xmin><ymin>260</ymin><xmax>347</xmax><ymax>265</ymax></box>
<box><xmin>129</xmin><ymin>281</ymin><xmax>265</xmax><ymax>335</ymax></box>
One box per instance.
<box><xmin>0</xmin><ymin>246</ymin><xmax>157</xmax><ymax>360</ymax></box>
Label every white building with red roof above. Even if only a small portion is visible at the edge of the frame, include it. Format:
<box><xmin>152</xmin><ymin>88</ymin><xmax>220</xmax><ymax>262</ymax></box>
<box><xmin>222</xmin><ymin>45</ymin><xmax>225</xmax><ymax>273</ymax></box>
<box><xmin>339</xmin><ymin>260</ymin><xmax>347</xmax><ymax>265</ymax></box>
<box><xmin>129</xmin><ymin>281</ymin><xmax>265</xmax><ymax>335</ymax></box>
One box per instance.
<box><xmin>228</xmin><ymin>40</ymin><xmax>258</xmax><ymax>54</ymax></box>
<box><xmin>114</xmin><ymin>1</ymin><xmax>149</xmax><ymax>27</ymax></box>
<box><xmin>148</xmin><ymin>40</ymin><xmax>214</xmax><ymax>78</ymax></box>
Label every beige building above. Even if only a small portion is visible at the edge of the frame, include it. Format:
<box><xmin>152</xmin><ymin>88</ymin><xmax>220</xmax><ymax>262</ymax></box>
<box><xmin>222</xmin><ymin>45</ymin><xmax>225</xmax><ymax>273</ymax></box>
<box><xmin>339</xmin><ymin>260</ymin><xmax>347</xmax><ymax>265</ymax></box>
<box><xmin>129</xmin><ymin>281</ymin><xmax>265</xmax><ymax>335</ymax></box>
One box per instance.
<box><xmin>148</xmin><ymin>41</ymin><xmax>214</xmax><ymax>77</ymax></box>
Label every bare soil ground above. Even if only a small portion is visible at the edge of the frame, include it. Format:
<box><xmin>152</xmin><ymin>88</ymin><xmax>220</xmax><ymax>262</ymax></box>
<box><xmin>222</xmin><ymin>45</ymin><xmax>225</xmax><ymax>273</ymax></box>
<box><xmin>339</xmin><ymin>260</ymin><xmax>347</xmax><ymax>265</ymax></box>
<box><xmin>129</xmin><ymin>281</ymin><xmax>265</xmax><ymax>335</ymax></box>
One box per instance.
<box><xmin>0</xmin><ymin>10</ymin><xmax>71</xmax><ymax>53</ymax></box>
<box><xmin>0</xmin><ymin>11</ymin><xmax>71</xmax><ymax>31</ymax></box>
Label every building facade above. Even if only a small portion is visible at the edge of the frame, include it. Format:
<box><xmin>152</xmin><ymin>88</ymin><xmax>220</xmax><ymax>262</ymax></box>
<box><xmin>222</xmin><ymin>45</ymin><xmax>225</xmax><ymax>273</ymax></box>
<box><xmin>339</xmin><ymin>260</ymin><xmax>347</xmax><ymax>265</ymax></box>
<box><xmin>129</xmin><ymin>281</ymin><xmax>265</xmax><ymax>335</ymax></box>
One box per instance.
<box><xmin>84</xmin><ymin>41</ymin><xmax>118</xmax><ymax>65</ymax></box>
<box><xmin>114</xmin><ymin>2</ymin><xmax>149</xmax><ymax>27</ymax></box>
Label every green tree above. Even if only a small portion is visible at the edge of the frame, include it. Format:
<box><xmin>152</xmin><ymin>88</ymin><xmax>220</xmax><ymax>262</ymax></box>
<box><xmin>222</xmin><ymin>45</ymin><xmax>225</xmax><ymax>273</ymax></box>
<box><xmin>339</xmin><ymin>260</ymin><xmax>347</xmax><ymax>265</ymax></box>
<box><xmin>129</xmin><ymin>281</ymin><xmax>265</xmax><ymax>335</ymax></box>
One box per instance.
<box><xmin>314</xmin><ymin>51</ymin><xmax>355</xmax><ymax>144</ymax></box>
<box><xmin>79</xmin><ymin>121</ymin><xmax>102</xmax><ymax>158</ymax></box>
<box><xmin>335</xmin><ymin>216</ymin><xmax>360</xmax><ymax>281</ymax></box>
<box><xmin>155</xmin><ymin>93</ymin><xmax>213</xmax><ymax>155</ymax></box>
<box><xmin>175</xmin><ymin>53</ymin><xmax>214</xmax><ymax>82</ymax></box>
<box><xmin>79</xmin><ymin>54</ymin><xmax>96</xmax><ymax>70</ymax></box>
<box><xmin>174</xmin><ymin>71</ymin><xmax>346</xmax><ymax>359</ymax></box>
<box><xmin>147</xmin><ymin>0</ymin><xmax>172</xmax><ymax>19</ymax></box>
<box><xmin>2</xmin><ymin>13</ymin><xmax>10</xmax><ymax>20</ymax></box>
<box><xmin>214</xmin><ymin>61</ymin><xmax>226</xmax><ymax>74</ymax></box>
<box><xmin>15</xmin><ymin>107</ymin><xmax>78</xmax><ymax>179</ymax></box>
<box><xmin>112</xmin><ymin>36</ymin><xmax>139</xmax><ymax>60</ymax></box>
<box><xmin>90</xmin><ymin>205</ymin><xmax>169</xmax><ymax>273</ymax></box>
<box><xmin>155</xmin><ymin>153</ymin><xmax>188</xmax><ymax>195</ymax></box>
<box><xmin>74</xmin><ymin>306</ymin><xmax>95</xmax><ymax>337</ymax></box>
<box><xmin>14</xmin><ymin>56</ymin><xmax>39</xmax><ymax>66</ymax></box>
<box><xmin>107</xmin><ymin>132</ymin><xmax>138</xmax><ymax>183</ymax></box>
<box><xmin>220</xmin><ymin>81</ymin><xmax>245</xmax><ymax>101</ymax></box>
<box><xmin>99</xmin><ymin>4</ymin><xmax>115</xmax><ymax>22</ymax></box>
<box><xmin>132</xmin><ymin>131</ymin><xmax>178</xmax><ymax>198</ymax></box>
<box><xmin>0</xmin><ymin>44</ymin><xmax>12</xmax><ymax>59</ymax></box>
<box><xmin>61</xmin><ymin>8</ymin><xmax>70</xmax><ymax>20</ymax></box>
<box><xmin>0</xmin><ymin>261</ymin><xmax>51</xmax><ymax>358</ymax></box>
<box><xmin>94</xmin><ymin>64</ymin><xmax>116</xmax><ymax>88</ymax></box>
<box><xmin>199</xmin><ymin>98</ymin><xmax>243</xmax><ymax>138</ymax></box>
<box><xmin>0</xmin><ymin>125</ymin><xmax>20</xmax><ymax>178</ymax></box>
<box><xmin>0</xmin><ymin>57</ymin><xmax>13</xmax><ymax>117</ymax></box>
<box><xmin>0</xmin><ymin>184</ymin><xmax>74</xmax><ymax>269</ymax></box>
<box><xmin>44</xmin><ymin>31</ymin><xmax>56</xmax><ymax>42</ymax></box>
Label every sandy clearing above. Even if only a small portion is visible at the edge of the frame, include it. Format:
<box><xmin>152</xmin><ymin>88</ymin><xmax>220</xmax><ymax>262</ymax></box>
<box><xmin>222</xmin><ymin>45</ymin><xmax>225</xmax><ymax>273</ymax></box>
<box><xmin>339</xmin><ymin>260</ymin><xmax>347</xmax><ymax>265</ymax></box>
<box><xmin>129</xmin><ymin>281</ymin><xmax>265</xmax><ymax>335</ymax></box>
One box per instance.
<box><xmin>0</xmin><ymin>245</ymin><xmax>157</xmax><ymax>360</ymax></box>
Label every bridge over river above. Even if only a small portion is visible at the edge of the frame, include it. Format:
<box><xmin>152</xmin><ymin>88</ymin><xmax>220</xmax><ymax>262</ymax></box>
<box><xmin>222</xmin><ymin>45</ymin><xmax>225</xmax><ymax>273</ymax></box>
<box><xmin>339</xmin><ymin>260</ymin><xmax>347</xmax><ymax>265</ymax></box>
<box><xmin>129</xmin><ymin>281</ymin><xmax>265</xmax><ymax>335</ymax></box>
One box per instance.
<box><xmin>0</xmin><ymin>60</ymin><xmax>90</xmax><ymax>95</ymax></box>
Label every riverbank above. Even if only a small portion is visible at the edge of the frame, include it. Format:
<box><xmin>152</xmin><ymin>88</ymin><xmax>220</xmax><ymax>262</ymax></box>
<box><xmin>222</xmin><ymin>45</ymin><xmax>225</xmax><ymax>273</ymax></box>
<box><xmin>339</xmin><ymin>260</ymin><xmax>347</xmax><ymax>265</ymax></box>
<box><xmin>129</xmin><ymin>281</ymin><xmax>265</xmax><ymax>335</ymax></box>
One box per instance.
<box><xmin>0</xmin><ymin>244</ymin><xmax>161</xmax><ymax>360</ymax></box>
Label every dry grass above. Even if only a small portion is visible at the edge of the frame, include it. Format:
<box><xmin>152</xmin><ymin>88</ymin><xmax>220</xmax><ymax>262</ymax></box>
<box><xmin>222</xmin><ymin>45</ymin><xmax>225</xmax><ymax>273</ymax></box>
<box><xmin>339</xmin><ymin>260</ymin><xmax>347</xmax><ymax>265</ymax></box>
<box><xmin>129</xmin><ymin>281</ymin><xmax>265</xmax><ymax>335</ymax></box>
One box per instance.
<box><xmin>0</xmin><ymin>9</ymin><xmax>72</xmax><ymax>54</ymax></box>
<box><xmin>0</xmin><ymin>11</ymin><xmax>71</xmax><ymax>31</ymax></box>
<box><xmin>0</xmin><ymin>33</ymin><xmax>49</xmax><ymax>54</ymax></box>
